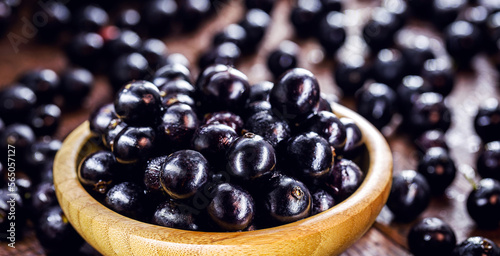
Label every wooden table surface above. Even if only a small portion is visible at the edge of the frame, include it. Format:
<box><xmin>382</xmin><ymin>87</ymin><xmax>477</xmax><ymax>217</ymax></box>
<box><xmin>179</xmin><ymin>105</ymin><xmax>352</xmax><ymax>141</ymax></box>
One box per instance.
<box><xmin>1</xmin><ymin>0</ymin><xmax>500</xmax><ymax>255</ymax></box>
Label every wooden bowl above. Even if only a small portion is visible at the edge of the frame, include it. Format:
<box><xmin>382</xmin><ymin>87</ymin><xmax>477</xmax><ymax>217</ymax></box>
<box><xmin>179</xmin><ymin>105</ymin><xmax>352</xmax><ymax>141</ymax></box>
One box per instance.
<box><xmin>54</xmin><ymin>102</ymin><xmax>392</xmax><ymax>256</ymax></box>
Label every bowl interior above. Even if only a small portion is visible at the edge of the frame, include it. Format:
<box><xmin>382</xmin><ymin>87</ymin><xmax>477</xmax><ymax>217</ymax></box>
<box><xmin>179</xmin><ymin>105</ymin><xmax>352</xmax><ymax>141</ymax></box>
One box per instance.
<box><xmin>54</xmin><ymin>103</ymin><xmax>392</xmax><ymax>256</ymax></box>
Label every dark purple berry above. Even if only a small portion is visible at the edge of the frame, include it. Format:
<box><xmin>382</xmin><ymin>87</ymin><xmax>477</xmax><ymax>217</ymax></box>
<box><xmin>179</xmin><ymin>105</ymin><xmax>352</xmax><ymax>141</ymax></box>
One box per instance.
<box><xmin>417</xmin><ymin>147</ymin><xmax>456</xmax><ymax>195</ymax></box>
<box><xmin>114</xmin><ymin>80</ymin><xmax>163</xmax><ymax>126</ymax></box>
<box><xmin>408</xmin><ymin>217</ymin><xmax>457</xmax><ymax>256</ymax></box>
<box><xmin>78</xmin><ymin>150</ymin><xmax>117</xmax><ymax>194</ymax></box>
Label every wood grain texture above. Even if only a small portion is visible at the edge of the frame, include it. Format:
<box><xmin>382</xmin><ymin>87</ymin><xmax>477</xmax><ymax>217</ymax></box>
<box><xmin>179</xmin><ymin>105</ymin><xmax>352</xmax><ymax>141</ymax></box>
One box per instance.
<box><xmin>52</xmin><ymin>102</ymin><xmax>392</xmax><ymax>256</ymax></box>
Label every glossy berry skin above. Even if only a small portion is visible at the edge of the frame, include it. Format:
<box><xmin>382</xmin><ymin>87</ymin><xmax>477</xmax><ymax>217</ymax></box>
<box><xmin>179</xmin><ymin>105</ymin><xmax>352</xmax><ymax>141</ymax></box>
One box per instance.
<box><xmin>165</xmin><ymin>53</ymin><xmax>191</xmax><ymax>69</ymax></box>
<box><xmin>227</xmin><ymin>133</ymin><xmax>276</xmax><ymax>181</ymax></box>
<box><xmin>159</xmin><ymin>80</ymin><xmax>196</xmax><ymax>97</ymax></box>
<box><xmin>198</xmin><ymin>66</ymin><xmax>250</xmax><ymax>112</ymax></box>
<box><xmin>66</xmin><ymin>32</ymin><xmax>104</xmax><ymax>71</ymax></box>
<box><xmin>415</xmin><ymin>130</ymin><xmax>449</xmax><ymax>153</ymax></box>
<box><xmin>153</xmin><ymin>63</ymin><xmax>192</xmax><ymax>87</ymax></box>
<box><xmin>386</xmin><ymin>170</ymin><xmax>431</xmax><ymax>222</ymax></box>
<box><xmin>143</xmin><ymin>0</ymin><xmax>178</xmax><ymax>37</ymax></box>
<box><xmin>372</xmin><ymin>48</ymin><xmax>407</xmax><ymax>87</ymax></box>
<box><xmin>196</xmin><ymin>64</ymin><xmax>230</xmax><ymax>91</ymax></box>
<box><xmin>160</xmin><ymin>150</ymin><xmax>209</xmax><ymax>199</ymax></box>
<box><xmin>444</xmin><ymin>21</ymin><xmax>482</xmax><ymax>65</ymax></box>
<box><xmin>207</xmin><ymin>183</ymin><xmax>255</xmax><ymax>231</ymax></box>
<box><xmin>453</xmin><ymin>236</ymin><xmax>500</xmax><ymax>256</ymax></box>
<box><xmin>18</xmin><ymin>69</ymin><xmax>59</xmax><ymax>104</ymax></box>
<box><xmin>356</xmin><ymin>82</ymin><xmax>397</xmax><ymax>130</ymax></box>
<box><xmin>0</xmin><ymin>85</ymin><xmax>37</xmax><ymax>124</ymax></box>
<box><xmin>264</xmin><ymin>175</ymin><xmax>311</xmax><ymax>224</ymax></box>
<box><xmin>432</xmin><ymin>0</ymin><xmax>466</xmax><ymax>30</ymax></box>
<box><xmin>140</xmin><ymin>39</ymin><xmax>168</xmax><ymax>70</ymax></box>
<box><xmin>27</xmin><ymin>104</ymin><xmax>61</xmax><ymax>137</ymax></box>
<box><xmin>318</xmin><ymin>11</ymin><xmax>346</xmax><ymax>55</ymax></box>
<box><xmin>73</xmin><ymin>4</ymin><xmax>108</xmax><ymax>32</ymax></box>
<box><xmin>417</xmin><ymin>147</ymin><xmax>457</xmax><ymax>195</ymax></box>
<box><xmin>78</xmin><ymin>151</ymin><xmax>117</xmax><ymax>194</ymax></box>
<box><xmin>192</xmin><ymin>123</ymin><xmax>238</xmax><ymax>159</ymax></box>
<box><xmin>341</xmin><ymin>117</ymin><xmax>364</xmax><ymax>159</ymax></box>
<box><xmin>213</xmin><ymin>24</ymin><xmax>248</xmax><ymax>50</ymax></box>
<box><xmin>270</xmin><ymin>68</ymin><xmax>320</xmax><ymax>121</ymax></box>
<box><xmin>0</xmin><ymin>124</ymin><xmax>35</xmax><ymax>158</ymax></box>
<box><xmin>102</xmin><ymin>119</ymin><xmax>127</xmax><ymax>149</ymax></box>
<box><xmin>267</xmin><ymin>41</ymin><xmax>299</xmax><ymax>79</ymax></box>
<box><xmin>203</xmin><ymin>111</ymin><xmax>244</xmax><ymax>133</ymax></box>
<box><xmin>467</xmin><ymin>178</ymin><xmax>500</xmax><ymax>228</ymax></box>
<box><xmin>109</xmin><ymin>52</ymin><xmax>149</xmax><ymax>92</ymax></box>
<box><xmin>477</xmin><ymin>141</ymin><xmax>500</xmax><ymax>181</ymax></box>
<box><xmin>239</xmin><ymin>9</ymin><xmax>271</xmax><ymax>53</ymax></box>
<box><xmin>89</xmin><ymin>103</ymin><xmax>117</xmax><ymax>137</ymax></box>
<box><xmin>325</xmin><ymin>159</ymin><xmax>363</xmax><ymax>201</ymax></box>
<box><xmin>24</xmin><ymin>139</ymin><xmax>61</xmax><ymax>174</ymax></box>
<box><xmin>334</xmin><ymin>55</ymin><xmax>370</xmax><ymax>96</ymax></box>
<box><xmin>244</xmin><ymin>111</ymin><xmax>291</xmax><ymax>148</ymax></box>
<box><xmin>245</xmin><ymin>100</ymin><xmax>273</xmax><ymax>118</ymax></box>
<box><xmin>311</xmin><ymin>189</ymin><xmax>335</xmax><ymax>215</ymax></box>
<box><xmin>247</xmin><ymin>81</ymin><xmax>274</xmax><ymax>103</ymax></box>
<box><xmin>35</xmin><ymin>206</ymin><xmax>83</xmax><ymax>254</ymax></box>
<box><xmin>152</xmin><ymin>200</ymin><xmax>199</xmax><ymax>230</ymax></box>
<box><xmin>144</xmin><ymin>155</ymin><xmax>168</xmax><ymax>194</ymax></box>
<box><xmin>114</xmin><ymin>80</ymin><xmax>163</xmax><ymax>126</ymax></box>
<box><xmin>60</xmin><ymin>68</ymin><xmax>94</xmax><ymax>108</ymax></box>
<box><xmin>30</xmin><ymin>182</ymin><xmax>58</xmax><ymax>219</ymax></box>
<box><xmin>290</xmin><ymin>0</ymin><xmax>323</xmax><ymax>38</ymax></box>
<box><xmin>301</xmin><ymin>111</ymin><xmax>346</xmax><ymax>153</ymax></box>
<box><xmin>179</xmin><ymin>0</ymin><xmax>211</xmax><ymax>31</ymax></box>
<box><xmin>474</xmin><ymin>98</ymin><xmax>500</xmax><ymax>143</ymax></box>
<box><xmin>112</xmin><ymin>126</ymin><xmax>156</xmax><ymax>164</ymax></box>
<box><xmin>198</xmin><ymin>42</ymin><xmax>241</xmax><ymax>70</ymax></box>
<box><xmin>162</xmin><ymin>93</ymin><xmax>196</xmax><ymax>109</ymax></box>
<box><xmin>421</xmin><ymin>58</ymin><xmax>455</xmax><ymax>96</ymax></box>
<box><xmin>407</xmin><ymin>217</ymin><xmax>457</xmax><ymax>256</ymax></box>
<box><xmin>105</xmin><ymin>182</ymin><xmax>144</xmax><ymax>219</ymax></box>
<box><xmin>396</xmin><ymin>75</ymin><xmax>432</xmax><ymax>115</ymax></box>
<box><xmin>362</xmin><ymin>8</ymin><xmax>399</xmax><ymax>51</ymax></box>
<box><xmin>408</xmin><ymin>92</ymin><xmax>452</xmax><ymax>135</ymax></box>
<box><xmin>158</xmin><ymin>103</ymin><xmax>199</xmax><ymax>149</ymax></box>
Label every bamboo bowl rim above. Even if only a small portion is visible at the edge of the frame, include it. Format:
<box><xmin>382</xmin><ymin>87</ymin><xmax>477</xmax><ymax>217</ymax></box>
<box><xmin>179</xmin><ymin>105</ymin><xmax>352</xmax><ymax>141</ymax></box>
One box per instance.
<box><xmin>54</xmin><ymin>102</ymin><xmax>392</xmax><ymax>256</ymax></box>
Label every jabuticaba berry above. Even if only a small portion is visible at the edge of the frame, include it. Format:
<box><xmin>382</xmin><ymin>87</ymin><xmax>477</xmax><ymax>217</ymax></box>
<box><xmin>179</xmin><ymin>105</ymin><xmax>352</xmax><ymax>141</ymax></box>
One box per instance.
<box><xmin>35</xmin><ymin>206</ymin><xmax>84</xmax><ymax>254</ymax></box>
<box><xmin>198</xmin><ymin>66</ymin><xmax>250</xmax><ymax>113</ymax></box>
<box><xmin>407</xmin><ymin>217</ymin><xmax>457</xmax><ymax>256</ymax></box>
<box><xmin>286</xmin><ymin>132</ymin><xmax>333</xmax><ymax>181</ymax></box>
<box><xmin>301</xmin><ymin>111</ymin><xmax>346</xmax><ymax>153</ymax></box>
<box><xmin>160</xmin><ymin>150</ymin><xmax>209</xmax><ymax>199</ymax></box>
<box><xmin>207</xmin><ymin>183</ymin><xmax>255</xmax><ymax>231</ymax></box>
<box><xmin>60</xmin><ymin>68</ymin><xmax>94</xmax><ymax>108</ymax></box>
<box><xmin>466</xmin><ymin>178</ymin><xmax>500</xmax><ymax>228</ymax></box>
<box><xmin>89</xmin><ymin>103</ymin><xmax>117</xmax><ymax>138</ymax></box>
<box><xmin>104</xmin><ymin>182</ymin><xmax>145</xmax><ymax>219</ymax></box>
<box><xmin>453</xmin><ymin>236</ymin><xmax>500</xmax><ymax>256</ymax></box>
<box><xmin>407</xmin><ymin>92</ymin><xmax>452</xmax><ymax>136</ymax></box>
<box><xmin>102</xmin><ymin>118</ymin><xmax>127</xmax><ymax>149</ymax></box>
<box><xmin>362</xmin><ymin>8</ymin><xmax>399</xmax><ymax>51</ymax></box>
<box><xmin>474</xmin><ymin>98</ymin><xmax>500</xmax><ymax>143</ymax></box>
<box><xmin>270</xmin><ymin>68</ymin><xmax>320</xmax><ymax>122</ymax></box>
<box><xmin>356</xmin><ymin>82</ymin><xmax>397</xmax><ymax>130</ymax></box>
<box><xmin>226</xmin><ymin>133</ymin><xmax>276</xmax><ymax>181</ymax></box>
<box><xmin>0</xmin><ymin>85</ymin><xmax>37</xmax><ymax>124</ymax></box>
<box><xmin>114</xmin><ymin>80</ymin><xmax>163</xmax><ymax>127</ymax></box>
<box><xmin>341</xmin><ymin>117</ymin><xmax>364</xmax><ymax>159</ymax></box>
<box><xmin>317</xmin><ymin>11</ymin><xmax>346</xmax><ymax>56</ymax></box>
<box><xmin>109</xmin><ymin>52</ymin><xmax>150</xmax><ymax>92</ymax></box>
<box><xmin>417</xmin><ymin>147</ymin><xmax>456</xmax><ymax>195</ymax></box>
<box><xmin>152</xmin><ymin>200</ymin><xmax>199</xmax><ymax>231</ymax></box>
<box><xmin>159</xmin><ymin>79</ymin><xmax>196</xmax><ymax>97</ymax></box>
<box><xmin>78</xmin><ymin>150</ymin><xmax>117</xmax><ymax>194</ymax></box>
<box><xmin>27</xmin><ymin>104</ymin><xmax>61</xmax><ymax>137</ymax></box>
<box><xmin>414</xmin><ymin>129</ymin><xmax>449</xmax><ymax>153</ymax></box>
<box><xmin>325</xmin><ymin>158</ymin><xmax>363</xmax><ymax>201</ymax></box>
<box><xmin>396</xmin><ymin>75</ymin><xmax>432</xmax><ymax>115</ymax></box>
<box><xmin>290</xmin><ymin>0</ymin><xmax>323</xmax><ymax>38</ymax></box>
<box><xmin>17</xmin><ymin>68</ymin><xmax>59</xmax><ymax>104</ymax></box>
<box><xmin>372</xmin><ymin>48</ymin><xmax>407</xmax><ymax>87</ymax></box>
<box><xmin>267</xmin><ymin>40</ymin><xmax>299</xmax><ymax>79</ymax></box>
<box><xmin>311</xmin><ymin>188</ymin><xmax>335</xmax><ymax>215</ymax></box>
<box><xmin>158</xmin><ymin>103</ymin><xmax>199</xmax><ymax>149</ymax></box>
<box><xmin>263</xmin><ymin>175</ymin><xmax>311</xmax><ymax>224</ymax></box>
<box><xmin>198</xmin><ymin>42</ymin><xmax>242</xmax><ymax>70</ymax></box>
<box><xmin>244</xmin><ymin>111</ymin><xmax>291</xmax><ymax>148</ymax></box>
<box><xmin>140</xmin><ymin>38</ymin><xmax>169</xmax><ymax>71</ymax></box>
<box><xmin>203</xmin><ymin>111</ymin><xmax>244</xmax><ymax>134</ymax></box>
<box><xmin>476</xmin><ymin>141</ymin><xmax>500</xmax><ymax>181</ymax></box>
<box><xmin>111</xmin><ymin>126</ymin><xmax>156</xmax><ymax>164</ymax></box>
<box><xmin>192</xmin><ymin>123</ymin><xmax>238</xmax><ymax>160</ymax></box>
<box><xmin>334</xmin><ymin>54</ymin><xmax>370</xmax><ymax>96</ymax></box>
<box><xmin>386</xmin><ymin>170</ymin><xmax>431</xmax><ymax>222</ymax></box>
<box><xmin>153</xmin><ymin>63</ymin><xmax>192</xmax><ymax>88</ymax></box>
